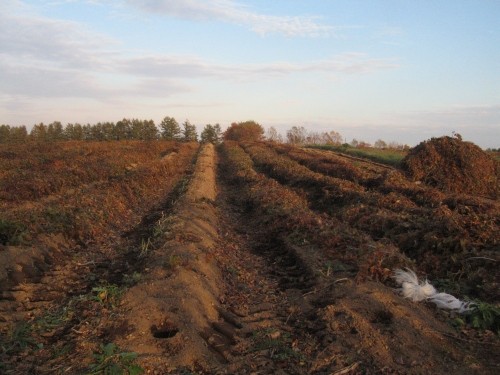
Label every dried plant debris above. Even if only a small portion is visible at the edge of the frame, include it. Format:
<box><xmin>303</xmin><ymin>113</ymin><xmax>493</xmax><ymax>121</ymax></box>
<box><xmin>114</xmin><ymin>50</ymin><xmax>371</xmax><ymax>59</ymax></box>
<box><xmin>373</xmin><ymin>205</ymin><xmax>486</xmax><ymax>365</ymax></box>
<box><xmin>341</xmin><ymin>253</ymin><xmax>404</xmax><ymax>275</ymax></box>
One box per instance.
<box><xmin>402</xmin><ymin>135</ymin><xmax>499</xmax><ymax>198</ymax></box>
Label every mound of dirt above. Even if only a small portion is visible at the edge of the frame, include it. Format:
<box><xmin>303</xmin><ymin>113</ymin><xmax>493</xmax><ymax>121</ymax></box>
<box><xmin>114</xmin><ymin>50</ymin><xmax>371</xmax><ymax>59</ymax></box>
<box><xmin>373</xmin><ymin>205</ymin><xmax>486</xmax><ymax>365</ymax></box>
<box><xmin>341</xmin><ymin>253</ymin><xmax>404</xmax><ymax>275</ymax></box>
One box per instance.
<box><xmin>402</xmin><ymin>136</ymin><xmax>499</xmax><ymax>198</ymax></box>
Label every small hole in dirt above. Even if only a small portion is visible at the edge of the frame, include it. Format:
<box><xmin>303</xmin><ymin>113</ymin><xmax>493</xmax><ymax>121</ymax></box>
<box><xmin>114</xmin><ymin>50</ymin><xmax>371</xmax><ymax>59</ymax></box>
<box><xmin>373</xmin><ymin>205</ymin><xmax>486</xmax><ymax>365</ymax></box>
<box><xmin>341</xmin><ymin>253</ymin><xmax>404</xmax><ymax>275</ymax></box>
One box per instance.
<box><xmin>150</xmin><ymin>323</ymin><xmax>179</xmax><ymax>339</ymax></box>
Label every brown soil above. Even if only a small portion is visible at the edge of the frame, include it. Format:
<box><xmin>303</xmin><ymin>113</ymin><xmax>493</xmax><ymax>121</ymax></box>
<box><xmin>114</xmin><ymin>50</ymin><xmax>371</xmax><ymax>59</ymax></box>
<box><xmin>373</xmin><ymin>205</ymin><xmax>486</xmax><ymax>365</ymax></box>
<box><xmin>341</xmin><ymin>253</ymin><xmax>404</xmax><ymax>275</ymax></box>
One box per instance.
<box><xmin>401</xmin><ymin>136</ymin><xmax>499</xmax><ymax>199</ymax></box>
<box><xmin>0</xmin><ymin>141</ymin><xmax>498</xmax><ymax>374</ymax></box>
<box><xmin>114</xmin><ymin>143</ymin><xmax>222</xmax><ymax>370</ymax></box>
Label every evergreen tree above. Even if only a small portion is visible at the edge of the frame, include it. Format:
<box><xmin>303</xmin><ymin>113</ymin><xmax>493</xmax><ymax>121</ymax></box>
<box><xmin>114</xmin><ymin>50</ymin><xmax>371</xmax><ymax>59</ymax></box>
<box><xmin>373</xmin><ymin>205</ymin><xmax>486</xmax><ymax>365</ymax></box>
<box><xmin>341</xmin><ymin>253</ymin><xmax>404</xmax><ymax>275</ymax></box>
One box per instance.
<box><xmin>115</xmin><ymin>119</ymin><xmax>132</xmax><ymax>140</ymax></box>
<box><xmin>160</xmin><ymin>116</ymin><xmax>181</xmax><ymax>140</ymax></box>
<box><xmin>82</xmin><ymin>124</ymin><xmax>93</xmax><ymax>140</ymax></box>
<box><xmin>64</xmin><ymin>123</ymin><xmax>84</xmax><ymax>140</ymax></box>
<box><xmin>200</xmin><ymin>123</ymin><xmax>222</xmax><ymax>144</ymax></box>
<box><xmin>0</xmin><ymin>125</ymin><xmax>11</xmax><ymax>143</ymax></box>
<box><xmin>182</xmin><ymin>120</ymin><xmax>198</xmax><ymax>142</ymax></box>
<box><xmin>30</xmin><ymin>123</ymin><xmax>48</xmax><ymax>141</ymax></box>
<box><xmin>47</xmin><ymin>121</ymin><xmax>64</xmax><ymax>141</ymax></box>
<box><xmin>102</xmin><ymin>122</ymin><xmax>115</xmax><ymax>140</ymax></box>
<box><xmin>143</xmin><ymin>120</ymin><xmax>159</xmax><ymax>141</ymax></box>
<box><xmin>11</xmin><ymin>126</ymin><xmax>28</xmax><ymax>143</ymax></box>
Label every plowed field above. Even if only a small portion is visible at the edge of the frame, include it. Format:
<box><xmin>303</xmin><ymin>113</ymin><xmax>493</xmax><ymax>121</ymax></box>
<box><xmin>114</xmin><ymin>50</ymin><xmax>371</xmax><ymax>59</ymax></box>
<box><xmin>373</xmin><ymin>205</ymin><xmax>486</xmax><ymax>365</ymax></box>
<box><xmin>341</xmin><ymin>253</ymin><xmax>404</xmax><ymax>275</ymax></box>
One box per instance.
<box><xmin>1</xmin><ymin>141</ymin><xmax>498</xmax><ymax>374</ymax></box>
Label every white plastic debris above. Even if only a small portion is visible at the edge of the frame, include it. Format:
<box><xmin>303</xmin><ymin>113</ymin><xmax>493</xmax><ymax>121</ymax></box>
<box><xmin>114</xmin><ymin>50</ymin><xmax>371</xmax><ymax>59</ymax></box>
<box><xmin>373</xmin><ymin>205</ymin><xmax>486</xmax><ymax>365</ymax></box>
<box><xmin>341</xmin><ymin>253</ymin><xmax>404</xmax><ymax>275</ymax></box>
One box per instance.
<box><xmin>393</xmin><ymin>268</ymin><xmax>436</xmax><ymax>302</ymax></box>
<box><xmin>393</xmin><ymin>268</ymin><xmax>474</xmax><ymax>314</ymax></box>
<box><xmin>427</xmin><ymin>293</ymin><xmax>475</xmax><ymax>313</ymax></box>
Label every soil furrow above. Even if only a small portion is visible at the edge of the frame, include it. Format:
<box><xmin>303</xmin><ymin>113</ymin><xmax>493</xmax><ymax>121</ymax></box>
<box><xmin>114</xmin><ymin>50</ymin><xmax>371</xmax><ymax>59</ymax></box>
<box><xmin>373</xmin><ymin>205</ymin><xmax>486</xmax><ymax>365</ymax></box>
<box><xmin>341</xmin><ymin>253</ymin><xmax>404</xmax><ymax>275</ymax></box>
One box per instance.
<box><xmin>1</xmin><ymin>140</ymin><xmax>498</xmax><ymax>374</ymax></box>
<box><xmin>0</xmin><ymin>144</ymin><xmax>200</xmax><ymax>373</ymax></box>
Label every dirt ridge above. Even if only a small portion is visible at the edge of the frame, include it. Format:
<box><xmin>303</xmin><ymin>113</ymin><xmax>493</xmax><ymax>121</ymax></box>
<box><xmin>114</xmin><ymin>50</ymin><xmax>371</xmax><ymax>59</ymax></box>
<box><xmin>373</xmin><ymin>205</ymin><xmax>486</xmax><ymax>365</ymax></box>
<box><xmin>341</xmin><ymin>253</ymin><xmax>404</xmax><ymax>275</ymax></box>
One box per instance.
<box><xmin>115</xmin><ymin>143</ymin><xmax>230</xmax><ymax>370</ymax></box>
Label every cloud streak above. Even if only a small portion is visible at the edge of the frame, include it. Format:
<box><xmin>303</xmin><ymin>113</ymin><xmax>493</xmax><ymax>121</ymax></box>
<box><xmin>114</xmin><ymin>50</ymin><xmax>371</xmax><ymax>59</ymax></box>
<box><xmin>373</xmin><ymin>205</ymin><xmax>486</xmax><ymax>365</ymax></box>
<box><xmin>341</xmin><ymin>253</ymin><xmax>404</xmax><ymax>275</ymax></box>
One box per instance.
<box><xmin>122</xmin><ymin>53</ymin><xmax>398</xmax><ymax>80</ymax></box>
<box><xmin>126</xmin><ymin>0</ymin><xmax>334</xmax><ymax>37</ymax></box>
<box><xmin>0</xmin><ymin>1</ymin><xmax>397</xmax><ymax>100</ymax></box>
<box><xmin>1</xmin><ymin>0</ymin><xmax>393</xmax><ymax>101</ymax></box>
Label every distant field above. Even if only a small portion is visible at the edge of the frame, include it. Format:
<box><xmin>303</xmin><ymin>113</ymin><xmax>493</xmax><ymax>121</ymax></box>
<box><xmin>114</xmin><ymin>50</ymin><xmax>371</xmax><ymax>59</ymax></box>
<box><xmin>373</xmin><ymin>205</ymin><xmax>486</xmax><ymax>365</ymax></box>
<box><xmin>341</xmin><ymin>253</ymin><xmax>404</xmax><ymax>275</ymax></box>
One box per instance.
<box><xmin>490</xmin><ymin>151</ymin><xmax>500</xmax><ymax>161</ymax></box>
<box><xmin>308</xmin><ymin>144</ymin><xmax>406</xmax><ymax>167</ymax></box>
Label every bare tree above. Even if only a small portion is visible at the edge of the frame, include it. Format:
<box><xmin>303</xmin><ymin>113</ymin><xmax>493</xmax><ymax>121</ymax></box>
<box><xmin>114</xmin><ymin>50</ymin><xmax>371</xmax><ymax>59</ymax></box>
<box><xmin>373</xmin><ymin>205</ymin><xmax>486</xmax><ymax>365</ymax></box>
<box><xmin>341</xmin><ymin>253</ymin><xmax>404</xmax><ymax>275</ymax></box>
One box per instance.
<box><xmin>266</xmin><ymin>126</ymin><xmax>283</xmax><ymax>143</ymax></box>
<box><xmin>374</xmin><ymin>139</ymin><xmax>387</xmax><ymax>149</ymax></box>
<box><xmin>287</xmin><ymin>126</ymin><xmax>307</xmax><ymax>144</ymax></box>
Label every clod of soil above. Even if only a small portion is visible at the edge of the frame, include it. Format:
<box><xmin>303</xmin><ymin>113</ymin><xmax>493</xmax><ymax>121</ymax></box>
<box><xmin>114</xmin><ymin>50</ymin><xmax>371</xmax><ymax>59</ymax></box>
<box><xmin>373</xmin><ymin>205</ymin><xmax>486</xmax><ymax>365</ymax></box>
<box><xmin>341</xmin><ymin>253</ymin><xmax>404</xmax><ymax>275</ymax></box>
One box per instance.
<box><xmin>401</xmin><ymin>135</ymin><xmax>499</xmax><ymax>198</ymax></box>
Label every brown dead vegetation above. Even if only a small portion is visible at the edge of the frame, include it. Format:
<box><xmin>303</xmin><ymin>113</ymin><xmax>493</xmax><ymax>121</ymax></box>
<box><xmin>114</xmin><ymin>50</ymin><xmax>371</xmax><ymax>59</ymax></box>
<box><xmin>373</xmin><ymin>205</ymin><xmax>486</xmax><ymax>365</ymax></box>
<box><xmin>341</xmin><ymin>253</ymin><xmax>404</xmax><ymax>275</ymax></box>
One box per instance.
<box><xmin>0</xmin><ymin>139</ymin><xmax>498</xmax><ymax>374</ymax></box>
<box><xmin>402</xmin><ymin>136</ymin><xmax>499</xmax><ymax>199</ymax></box>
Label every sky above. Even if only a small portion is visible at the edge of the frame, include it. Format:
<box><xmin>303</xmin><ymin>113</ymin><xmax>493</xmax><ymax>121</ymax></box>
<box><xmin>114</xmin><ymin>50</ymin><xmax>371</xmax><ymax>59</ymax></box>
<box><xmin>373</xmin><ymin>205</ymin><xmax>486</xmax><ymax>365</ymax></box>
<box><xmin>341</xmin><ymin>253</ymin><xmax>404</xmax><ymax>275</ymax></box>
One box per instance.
<box><xmin>1</xmin><ymin>0</ymin><xmax>499</xmax><ymax>148</ymax></box>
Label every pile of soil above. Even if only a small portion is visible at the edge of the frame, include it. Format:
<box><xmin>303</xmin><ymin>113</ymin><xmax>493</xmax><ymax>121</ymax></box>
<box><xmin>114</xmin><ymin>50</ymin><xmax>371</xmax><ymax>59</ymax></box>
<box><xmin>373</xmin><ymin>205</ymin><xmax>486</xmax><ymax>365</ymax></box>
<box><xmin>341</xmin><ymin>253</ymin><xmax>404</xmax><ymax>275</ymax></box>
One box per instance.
<box><xmin>402</xmin><ymin>136</ymin><xmax>499</xmax><ymax>198</ymax></box>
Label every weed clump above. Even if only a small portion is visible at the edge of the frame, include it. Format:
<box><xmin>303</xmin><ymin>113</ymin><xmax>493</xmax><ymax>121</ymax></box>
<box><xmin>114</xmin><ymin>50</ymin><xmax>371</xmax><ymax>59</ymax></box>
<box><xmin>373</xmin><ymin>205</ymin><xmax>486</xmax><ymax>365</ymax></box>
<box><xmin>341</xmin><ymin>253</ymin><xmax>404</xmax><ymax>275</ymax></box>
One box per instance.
<box><xmin>0</xmin><ymin>219</ymin><xmax>27</xmax><ymax>245</ymax></box>
<box><xmin>401</xmin><ymin>135</ymin><xmax>499</xmax><ymax>198</ymax></box>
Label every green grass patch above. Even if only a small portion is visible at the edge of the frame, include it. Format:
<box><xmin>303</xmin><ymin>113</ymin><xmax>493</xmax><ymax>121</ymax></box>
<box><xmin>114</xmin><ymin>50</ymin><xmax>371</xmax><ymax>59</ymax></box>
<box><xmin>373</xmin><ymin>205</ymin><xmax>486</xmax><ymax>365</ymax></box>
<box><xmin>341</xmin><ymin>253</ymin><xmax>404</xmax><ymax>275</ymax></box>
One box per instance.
<box><xmin>308</xmin><ymin>144</ymin><xmax>406</xmax><ymax>167</ymax></box>
<box><xmin>250</xmin><ymin>329</ymin><xmax>303</xmax><ymax>361</ymax></box>
<box><xmin>88</xmin><ymin>343</ymin><xmax>143</xmax><ymax>375</ymax></box>
<box><xmin>0</xmin><ymin>322</ymin><xmax>42</xmax><ymax>355</ymax></box>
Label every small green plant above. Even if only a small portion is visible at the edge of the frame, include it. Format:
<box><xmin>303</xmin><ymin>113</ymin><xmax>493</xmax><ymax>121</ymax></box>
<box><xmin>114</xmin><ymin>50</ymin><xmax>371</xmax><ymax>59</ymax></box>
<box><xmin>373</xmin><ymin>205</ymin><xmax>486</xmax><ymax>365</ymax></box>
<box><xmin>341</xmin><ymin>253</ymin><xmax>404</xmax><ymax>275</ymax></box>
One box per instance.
<box><xmin>167</xmin><ymin>254</ymin><xmax>183</xmax><ymax>269</ymax></box>
<box><xmin>139</xmin><ymin>238</ymin><xmax>152</xmax><ymax>259</ymax></box>
<box><xmin>92</xmin><ymin>284</ymin><xmax>123</xmax><ymax>308</ymax></box>
<box><xmin>467</xmin><ymin>302</ymin><xmax>500</xmax><ymax>333</ymax></box>
<box><xmin>50</xmin><ymin>343</ymin><xmax>74</xmax><ymax>360</ymax></box>
<box><xmin>123</xmin><ymin>272</ymin><xmax>142</xmax><ymax>287</ymax></box>
<box><xmin>1</xmin><ymin>322</ymin><xmax>42</xmax><ymax>355</ymax></box>
<box><xmin>250</xmin><ymin>329</ymin><xmax>302</xmax><ymax>361</ymax></box>
<box><xmin>152</xmin><ymin>212</ymin><xmax>168</xmax><ymax>238</ymax></box>
<box><xmin>0</xmin><ymin>219</ymin><xmax>27</xmax><ymax>245</ymax></box>
<box><xmin>320</xmin><ymin>261</ymin><xmax>333</xmax><ymax>277</ymax></box>
<box><xmin>33</xmin><ymin>306</ymin><xmax>72</xmax><ymax>333</ymax></box>
<box><xmin>88</xmin><ymin>343</ymin><xmax>143</xmax><ymax>375</ymax></box>
<box><xmin>41</xmin><ymin>206</ymin><xmax>75</xmax><ymax>233</ymax></box>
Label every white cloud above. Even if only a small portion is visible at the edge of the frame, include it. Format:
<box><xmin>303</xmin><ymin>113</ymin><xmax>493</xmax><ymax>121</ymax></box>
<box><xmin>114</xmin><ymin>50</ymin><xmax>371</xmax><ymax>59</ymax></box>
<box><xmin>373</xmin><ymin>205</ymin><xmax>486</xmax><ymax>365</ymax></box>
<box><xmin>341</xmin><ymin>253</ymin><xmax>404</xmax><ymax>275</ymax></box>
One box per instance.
<box><xmin>126</xmin><ymin>0</ymin><xmax>334</xmax><ymax>37</ymax></box>
<box><xmin>0</xmin><ymin>1</ymin><xmax>397</xmax><ymax>99</ymax></box>
<box><xmin>121</xmin><ymin>53</ymin><xmax>398</xmax><ymax>80</ymax></box>
<box><xmin>0</xmin><ymin>4</ymin><xmax>122</xmax><ymax>99</ymax></box>
<box><xmin>0</xmin><ymin>10</ymin><xmax>117</xmax><ymax>69</ymax></box>
<box><xmin>0</xmin><ymin>0</ymin><xmax>399</xmax><ymax>127</ymax></box>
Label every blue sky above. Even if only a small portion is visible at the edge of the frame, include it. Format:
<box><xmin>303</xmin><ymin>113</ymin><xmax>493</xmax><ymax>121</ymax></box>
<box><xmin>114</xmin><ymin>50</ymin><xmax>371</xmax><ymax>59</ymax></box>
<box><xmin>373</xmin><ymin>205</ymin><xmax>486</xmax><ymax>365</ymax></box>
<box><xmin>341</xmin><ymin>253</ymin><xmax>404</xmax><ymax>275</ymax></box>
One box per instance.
<box><xmin>1</xmin><ymin>0</ymin><xmax>499</xmax><ymax>147</ymax></box>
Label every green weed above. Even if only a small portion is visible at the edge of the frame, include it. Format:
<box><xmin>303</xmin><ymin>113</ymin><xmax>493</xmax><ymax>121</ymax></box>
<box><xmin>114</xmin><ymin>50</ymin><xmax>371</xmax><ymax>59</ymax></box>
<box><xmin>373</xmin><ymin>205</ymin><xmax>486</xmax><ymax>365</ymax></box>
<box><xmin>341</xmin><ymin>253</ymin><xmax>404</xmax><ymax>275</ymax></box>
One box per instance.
<box><xmin>33</xmin><ymin>306</ymin><xmax>72</xmax><ymax>332</ymax></box>
<box><xmin>0</xmin><ymin>219</ymin><xmax>27</xmax><ymax>245</ymax></box>
<box><xmin>167</xmin><ymin>254</ymin><xmax>184</xmax><ymax>269</ymax></box>
<box><xmin>250</xmin><ymin>329</ymin><xmax>302</xmax><ymax>361</ymax></box>
<box><xmin>92</xmin><ymin>284</ymin><xmax>123</xmax><ymax>308</ymax></box>
<box><xmin>50</xmin><ymin>343</ymin><xmax>74</xmax><ymax>360</ymax></box>
<box><xmin>123</xmin><ymin>272</ymin><xmax>142</xmax><ymax>287</ymax></box>
<box><xmin>41</xmin><ymin>206</ymin><xmax>75</xmax><ymax>233</ymax></box>
<box><xmin>88</xmin><ymin>343</ymin><xmax>143</xmax><ymax>375</ymax></box>
<box><xmin>309</xmin><ymin>144</ymin><xmax>405</xmax><ymax>167</ymax></box>
<box><xmin>139</xmin><ymin>238</ymin><xmax>152</xmax><ymax>259</ymax></box>
<box><xmin>1</xmin><ymin>322</ymin><xmax>42</xmax><ymax>355</ymax></box>
<box><xmin>467</xmin><ymin>302</ymin><xmax>500</xmax><ymax>333</ymax></box>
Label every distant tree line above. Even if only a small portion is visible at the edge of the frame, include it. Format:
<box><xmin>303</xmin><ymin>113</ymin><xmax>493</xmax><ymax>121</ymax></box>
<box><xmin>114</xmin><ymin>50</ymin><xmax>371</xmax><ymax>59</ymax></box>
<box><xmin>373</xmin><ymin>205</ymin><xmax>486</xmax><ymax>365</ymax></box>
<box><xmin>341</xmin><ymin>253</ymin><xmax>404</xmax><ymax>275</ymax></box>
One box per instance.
<box><xmin>281</xmin><ymin>125</ymin><xmax>409</xmax><ymax>150</ymax></box>
<box><xmin>285</xmin><ymin>126</ymin><xmax>342</xmax><ymax>145</ymax></box>
<box><xmin>0</xmin><ymin>117</ymin><xmax>225</xmax><ymax>144</ymax></box>
<box><xmin>1</xmin><ymin>118</ymin><xmax>410</xmax><ymax>150</ymax></box>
